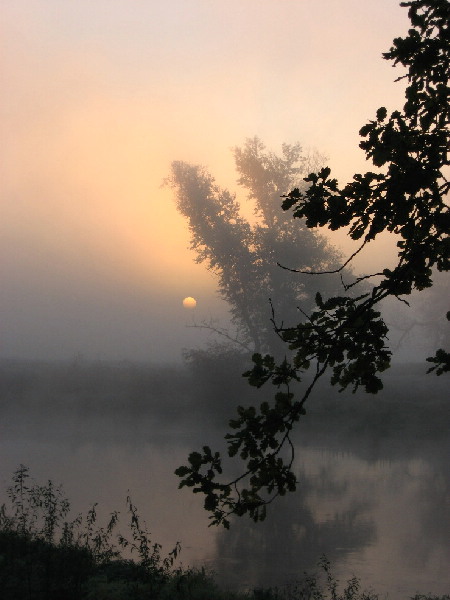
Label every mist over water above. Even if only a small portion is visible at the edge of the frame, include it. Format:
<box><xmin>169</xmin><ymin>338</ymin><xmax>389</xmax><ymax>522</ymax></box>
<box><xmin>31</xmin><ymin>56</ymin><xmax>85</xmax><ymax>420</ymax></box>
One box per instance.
<box><xmin>1</xmin><ymin>358</ymin><xmax>448</xmax><ymax>599</ymax></box>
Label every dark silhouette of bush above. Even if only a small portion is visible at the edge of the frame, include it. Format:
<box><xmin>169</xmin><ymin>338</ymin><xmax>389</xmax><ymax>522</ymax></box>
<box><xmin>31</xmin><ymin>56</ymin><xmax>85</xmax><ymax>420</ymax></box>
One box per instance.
<box><xmin>0</xmin><ymin>529</ymin><xmax>94</xmax><ymax>600</ymax></box>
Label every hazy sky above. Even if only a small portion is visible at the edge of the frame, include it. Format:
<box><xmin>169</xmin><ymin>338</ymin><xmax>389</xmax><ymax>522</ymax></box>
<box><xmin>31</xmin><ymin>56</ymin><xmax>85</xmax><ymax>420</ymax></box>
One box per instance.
<box><xmin>1</xmin><ymin>1</ymin><xmax>411</xmax><ymax>362</ymax></box>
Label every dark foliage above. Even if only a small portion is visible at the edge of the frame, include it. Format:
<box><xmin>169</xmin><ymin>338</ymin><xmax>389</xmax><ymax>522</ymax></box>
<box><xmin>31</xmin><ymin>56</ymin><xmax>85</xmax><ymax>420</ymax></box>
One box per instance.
<box><xmin>0</xmin><ymin>530</ymin><xmax>95</xmax><ymax>600</ymax></box>
<box><xmin>175</xmin><ymin>0</ymin><xmax>449</xmax><ymax>527</ymax></box>
<box><xmin>0</xmin><ymin>466</ymin><xmax>200</xmax><ymax>600</ymax></box>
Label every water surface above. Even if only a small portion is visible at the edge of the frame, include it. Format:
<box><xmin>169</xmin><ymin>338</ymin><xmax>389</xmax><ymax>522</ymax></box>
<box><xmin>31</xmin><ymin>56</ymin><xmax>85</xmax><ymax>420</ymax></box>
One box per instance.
<box><xmin>1</xmin><ymin>359</ymin><xmax>448</xmax><ymax>598</ymax></box>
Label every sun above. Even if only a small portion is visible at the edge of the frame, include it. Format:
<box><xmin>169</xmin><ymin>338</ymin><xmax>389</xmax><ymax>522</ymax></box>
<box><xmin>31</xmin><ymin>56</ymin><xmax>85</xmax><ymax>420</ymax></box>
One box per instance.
<box><xmin>182</xmin><ymin>296</ymin><xmax>197</xmax><ymax>309</ymax></box>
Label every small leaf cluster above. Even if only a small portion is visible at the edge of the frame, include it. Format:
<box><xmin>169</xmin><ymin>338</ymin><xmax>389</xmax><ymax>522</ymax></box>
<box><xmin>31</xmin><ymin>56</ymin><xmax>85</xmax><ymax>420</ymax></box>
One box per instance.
<box><xmin>426</xmin><ymin>312</ymin><xmax>450</xmax><ymax>374</ymax></box>
<box><xmin>282</xmin><ymin>293</ymin><xmax>391</xmax><ymax>394</ymax></box>
<box><xmin>426</xmin><ymin>348</ymin><xmax>450</xmax><ymax>374</ymax></box>
<box><xmin>243</xmin><ymin>353</ymin><xmax>300</xmax><ymax>388</ymax></box>
<box><xmin>175</xmin><ymin>447</ymin><xmax>234</xmax><ymax>528</ymax></box>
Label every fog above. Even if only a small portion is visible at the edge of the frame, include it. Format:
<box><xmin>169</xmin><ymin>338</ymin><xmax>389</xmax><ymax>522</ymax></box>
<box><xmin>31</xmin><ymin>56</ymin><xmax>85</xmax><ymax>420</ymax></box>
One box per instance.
<box><xmin>1</xmin><ymin>2</ymin><xmax>449</xmax><ymax>597</ymax></box>
<box><xmin>1</xmin><ymin>0</ymin><xmax>411</xmax><ymax>363</ymax></box>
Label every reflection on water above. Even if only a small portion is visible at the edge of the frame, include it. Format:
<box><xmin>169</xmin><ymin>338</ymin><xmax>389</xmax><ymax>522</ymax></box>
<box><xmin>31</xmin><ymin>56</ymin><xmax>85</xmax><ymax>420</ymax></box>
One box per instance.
<box><xmin>0</xmin><ymin>360</ymin><xmax>449</xmax><ymax>598</ymax></box>
<box><xmin>213</xmin><ymin>448</ymin><xmax>449</xmax><ymax>598</ymax></box>
<box><xmin>213</xmin><ymin>450</ymin><xmax>376</xmax><ymax>590</ymax></box>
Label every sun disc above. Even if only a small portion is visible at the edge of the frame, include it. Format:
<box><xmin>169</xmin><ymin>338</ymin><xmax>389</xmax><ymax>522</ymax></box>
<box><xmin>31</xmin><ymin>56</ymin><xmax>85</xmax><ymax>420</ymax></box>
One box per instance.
<box><xmin>182</xmin><ymin>296</ymin><xmax>197</xmax><ymax>308</ymax></box>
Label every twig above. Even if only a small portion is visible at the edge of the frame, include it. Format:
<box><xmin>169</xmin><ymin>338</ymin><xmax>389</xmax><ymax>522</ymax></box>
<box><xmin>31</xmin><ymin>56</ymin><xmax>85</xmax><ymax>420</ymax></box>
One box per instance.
<box><xmin>277</xmin><ymin>240</ymin><xmax>368</xmax><ymax>275</ymax></box>
<box><xmin>187</xmin><ymin>320</ymin><xmax>252</xmax><ymax>352</ymax></box>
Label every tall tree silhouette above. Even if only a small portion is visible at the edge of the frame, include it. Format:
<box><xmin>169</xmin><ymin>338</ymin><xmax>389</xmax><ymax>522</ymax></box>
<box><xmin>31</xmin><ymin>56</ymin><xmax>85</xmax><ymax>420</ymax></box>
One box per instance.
<box><xmin>166</xmin><ymin>139</ymin><xmax>345</xmax><ymax>355</ymax></box>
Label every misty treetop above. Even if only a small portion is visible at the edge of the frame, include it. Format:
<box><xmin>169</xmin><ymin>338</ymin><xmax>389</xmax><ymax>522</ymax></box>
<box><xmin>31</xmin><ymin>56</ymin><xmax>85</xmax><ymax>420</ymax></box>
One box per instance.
<box><xmin>166</xmin><ymin>138</ymin><xmax>350</xmax><ymax>356</ymax></box>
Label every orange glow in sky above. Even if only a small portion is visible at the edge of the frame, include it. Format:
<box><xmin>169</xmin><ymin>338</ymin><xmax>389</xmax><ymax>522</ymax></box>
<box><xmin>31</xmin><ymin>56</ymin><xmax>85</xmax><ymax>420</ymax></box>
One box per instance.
<box><xmin>1</xmin><ymin>1</ymin><xmax>411</xmax><ymax>361</ymax></box>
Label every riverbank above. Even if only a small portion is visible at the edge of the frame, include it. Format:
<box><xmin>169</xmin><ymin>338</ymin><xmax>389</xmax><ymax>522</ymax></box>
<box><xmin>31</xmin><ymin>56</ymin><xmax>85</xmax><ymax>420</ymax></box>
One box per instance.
<box><xmin>1</xmin><ymin>466</ymin><xmax>448</xmax><ymax>600</ymax></box>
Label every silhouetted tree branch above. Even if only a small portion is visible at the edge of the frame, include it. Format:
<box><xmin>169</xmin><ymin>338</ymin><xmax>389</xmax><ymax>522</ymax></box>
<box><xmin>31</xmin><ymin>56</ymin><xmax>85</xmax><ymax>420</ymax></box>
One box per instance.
<box><xmin>187</xmin><ymin>319</ymin><xmax>253</xmax><ymax>353</ymax></box>
<box><xmin>175</xmin><ymin>0</ymin><xmax>449</xmax><ymax>528</ymax></box>
<box><xmin>277</xmin><ymin>240</ymin><xmax>369</xmax><ymax>275</ymax></box>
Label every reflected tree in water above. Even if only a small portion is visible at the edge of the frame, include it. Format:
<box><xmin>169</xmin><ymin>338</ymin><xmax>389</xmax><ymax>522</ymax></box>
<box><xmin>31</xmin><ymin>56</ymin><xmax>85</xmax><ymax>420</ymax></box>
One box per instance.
<box><xmin>213</xmin><ymin>467</ymin><xmax>375</xmax><ymax>589</ymax></box>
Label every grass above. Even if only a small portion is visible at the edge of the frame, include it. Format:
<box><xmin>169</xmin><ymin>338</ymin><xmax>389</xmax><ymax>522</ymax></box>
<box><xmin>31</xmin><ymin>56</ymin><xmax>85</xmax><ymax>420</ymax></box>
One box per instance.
<box><xmin>0</xmin><ymin>466</ymin><xmax>448</xmax><ymax>600</ymax></box>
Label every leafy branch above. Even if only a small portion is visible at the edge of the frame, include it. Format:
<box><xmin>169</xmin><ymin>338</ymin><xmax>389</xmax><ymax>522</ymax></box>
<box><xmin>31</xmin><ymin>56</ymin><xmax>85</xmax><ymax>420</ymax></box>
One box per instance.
<box><xmin>175</xmin><ymin>0</ymin><xmax>449</xmax><ymax>527</ymax></box>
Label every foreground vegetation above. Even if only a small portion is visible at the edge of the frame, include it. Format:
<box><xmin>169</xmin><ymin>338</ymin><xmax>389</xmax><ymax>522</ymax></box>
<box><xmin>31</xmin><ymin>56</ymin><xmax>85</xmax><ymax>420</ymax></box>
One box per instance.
<box><xmin>0</xmin><ymin>467</ymin><xmax>448</xmax><ymax>600</ymax></box>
